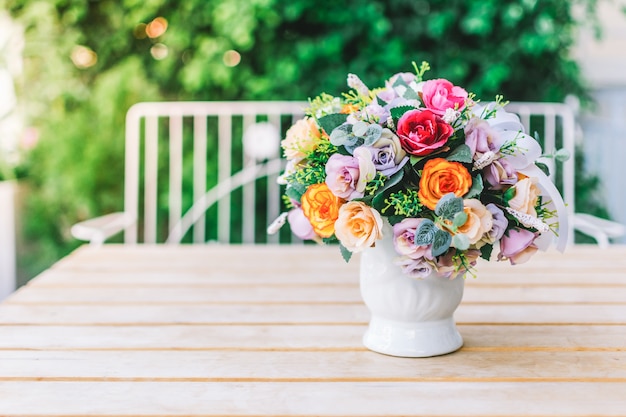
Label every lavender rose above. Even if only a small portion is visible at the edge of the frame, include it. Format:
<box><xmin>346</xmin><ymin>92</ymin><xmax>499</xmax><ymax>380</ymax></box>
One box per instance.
<box><xmin>325</xmin><ymin>148</ymin><xmax>376</xmax><ymax>199</ymax></box>
<box><xmin>287</xmin><ymin>207</ymin><xmax>318</xmax><ymax>240</ymax></box>
<box><xmin>484</xmin><ymin>159</ymin><xmax>517</xmax><ymax>190</ymax></box>
<box><xmin>498</xmin><ymin>228</ymin><xmax>539</xmax><ymax>265</ymax></box>
<box><xmin>364</xmin><ymin>129</ymin><xmax>408</xmax><ymax>176</ymax></box>
<box><xmin>395</xmin><ymin>256</ymin><xmax>434</xmax><ymax>280</ymax></box>
<box><xmin>484</xmin><ymin>203</ymin><xmax>508</xmax><ymax>243</ymax></box>
<box><xmin>464</xmin><ymin>118</ymin><xmax>500</xmax><ymax>158</ymax></box>
<box><xmin>392</xmin><ymin>218</ymin><xmax>433</xmax><ymax>260</ymax></box>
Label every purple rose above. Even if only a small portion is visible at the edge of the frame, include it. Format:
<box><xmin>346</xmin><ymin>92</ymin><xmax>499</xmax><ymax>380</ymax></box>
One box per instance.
<box><xmin>287</xmin><ymin>207</ymin><xmax>317</xmax><ymax>240</ymax></box>
<box><xmin>363</xmin><ymin>103</ymin><xmax>390</xmax><ymax>125</ymax></box>
<box><xmin>464</xmin><ymin>118</ymin><xmax>500</xmax><ymax>157</ymax></box>
<box><xmin>364</xmin><ymin>129</ymin><xmax>408</xmax><ymax>176</ymax></box>
<box><xmin>485</xmin><ymin>203</ymin><xmax>508</xmax><ymax>243</ymax></box>
<box><xmin>325</xmin><ymin>149</ymin><xmax>376</xmax><ymax>200</ymax></box>
<box><xmin>484</xmin><ymin>159</ymin><xmax>517</xmax><ymax>190</ymax></box>
<box><xmin>376</xmin><ymin>88</ymin><xmax>397</xmax><ymax>104</ymax></box>
<box><xmin>392</xmin><ymin>218</ymin><xmax>433</xmax><ymax>260</ymax></box>
<box><xmin>395</xmin><ymin>256</ymin><xmax>434</xmax><ymax>279</ymax></box>
<box><xmin>436</xmin><ymin>249</ymin><xmax>480</xmax><ymax>278</ymax></box>
<box><xmin>498</xmin><ymin>228</ymin><xmax>539</xmax><ymax>265</ymax></box>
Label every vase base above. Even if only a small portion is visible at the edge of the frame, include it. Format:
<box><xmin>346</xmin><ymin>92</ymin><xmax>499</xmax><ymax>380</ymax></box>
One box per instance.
<box><xmin>363</xmin><ymin>316</ymin><xmax>463</xmax><ymax>358</ymax></box>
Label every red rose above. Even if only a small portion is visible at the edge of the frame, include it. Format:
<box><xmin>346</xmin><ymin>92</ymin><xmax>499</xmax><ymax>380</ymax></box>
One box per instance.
<box><xmin>396</xmin><ymin>109</ymin><xmax>454</xmax><ymax>156</ymax></box>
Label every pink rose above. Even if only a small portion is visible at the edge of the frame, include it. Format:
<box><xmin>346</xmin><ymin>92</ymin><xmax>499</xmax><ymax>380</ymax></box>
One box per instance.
<box><xmin>392</xmin><ymin>218</ymin><xmax>433</xmax><ymax>260</ymax></box>
<box><xmin>498</xmin><ymin>228</ymin><xmax>539</xmax><ymax>265</ymax></box>
<box><xmin>421</xmin><ymin>79</ymin><xmax>468</xmax><ymax>115</ymax></box>
<box><xmin>396</xmin><ymin>109</ymin><xmax>454</xmax><ymax>156</ymax></box>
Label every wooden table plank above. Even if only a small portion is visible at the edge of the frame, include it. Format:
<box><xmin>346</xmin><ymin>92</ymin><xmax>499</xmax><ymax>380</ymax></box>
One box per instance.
<box><xmin>6</xmin><ymin>284</ymin><xmax>626</xmax><ymax>304</ymax></box>
<box><xmin>1</xmin><ymin>303</ymin><xmax>625</xmax><ymax>325</ymax></box>
<box><xmin>0</xmin><ymin>381</ymin><xmax>625</xmax><ymax>416</ymax></box>
<box><xmin>1</xmin><ymin>350</ymin><xmax>625</xmax><ymax>380</ymax></box>
<box><xmin>1</xmin><ymin>324</ymin><xmax>624</xmax><ymax>350</ymax></box>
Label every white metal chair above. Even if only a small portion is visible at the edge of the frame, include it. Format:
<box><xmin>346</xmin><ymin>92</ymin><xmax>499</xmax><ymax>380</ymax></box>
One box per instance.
<box><xmin>71</xmin><ymin>100</ymin><xmax>624</xmax><ymax>247</ymax></box>
<box><xmin>506</xmin><ymin>102</ymin><xmax>625</xmax><ymax>247</ymax></box>
<box><xmin>71</xmin><ymin>101</ymin><xmax>307</xmax><ymax>245</ymax></box>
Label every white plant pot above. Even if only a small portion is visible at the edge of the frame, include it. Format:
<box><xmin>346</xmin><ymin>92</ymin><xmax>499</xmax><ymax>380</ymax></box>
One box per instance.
<box><xmin>0</xmin><ymin>180</ymin><xmax>16</xmax><ymax>300</ymax></box>
<box><xmin>359</xmin><ymin>223</ymin><xmax>464</xmax><ymax>357</ymax></box>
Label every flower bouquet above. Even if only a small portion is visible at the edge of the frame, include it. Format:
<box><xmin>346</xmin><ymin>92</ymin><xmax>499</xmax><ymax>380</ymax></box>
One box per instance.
<box><xmin>270</xmin><ymin>62</ymin><xmax>568</xmax><ymax>279</ymax></box>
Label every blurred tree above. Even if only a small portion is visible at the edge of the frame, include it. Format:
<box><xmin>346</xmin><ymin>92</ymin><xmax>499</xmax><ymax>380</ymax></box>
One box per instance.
<box><xmin>2</xmin><ymin>0</ymin><xmax>605</xmax><ymax>280</ymax></box>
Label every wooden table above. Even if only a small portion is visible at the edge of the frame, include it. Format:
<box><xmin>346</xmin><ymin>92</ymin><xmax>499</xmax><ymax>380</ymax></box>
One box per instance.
<box><xmin>0</xmin><ymin>244</ymin><xmax>625</xmax><ymax>416</ymax></box>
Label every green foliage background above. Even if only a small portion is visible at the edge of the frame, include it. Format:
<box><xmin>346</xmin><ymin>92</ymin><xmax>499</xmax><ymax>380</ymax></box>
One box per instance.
<box><xmin>3</xmin><ymin>0</ymin><xmax>607</xmax><ymax>282</ymax></box>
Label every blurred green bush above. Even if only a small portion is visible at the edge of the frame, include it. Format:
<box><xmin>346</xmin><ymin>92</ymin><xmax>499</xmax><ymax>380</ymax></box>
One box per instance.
<box><xmin>2</xmin><ymin>0</ymin><xmax>607</xmax><ymax>281</ymax></box>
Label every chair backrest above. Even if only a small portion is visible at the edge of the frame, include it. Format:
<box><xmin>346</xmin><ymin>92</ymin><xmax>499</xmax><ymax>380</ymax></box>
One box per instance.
<box><xmin>505</xmin><ymin>102</ymin><xmax>576</xmax><ymax>244</ymax></box>
<box><xmin>123</xmin><ymin>100</ymin><xmax>575</xmax><ymax>245</ymax></box>
<box><xmin>123</xmin><ymin>101</ymin><xmax>307</xmax><ymax>244</ymax></box>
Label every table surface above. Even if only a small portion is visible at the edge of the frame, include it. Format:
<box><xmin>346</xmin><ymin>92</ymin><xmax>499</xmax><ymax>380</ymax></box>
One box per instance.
<box><xmin>0</xmin><ymin>244</ymin><xmax>625</xmax><ymax>416</ymax></box>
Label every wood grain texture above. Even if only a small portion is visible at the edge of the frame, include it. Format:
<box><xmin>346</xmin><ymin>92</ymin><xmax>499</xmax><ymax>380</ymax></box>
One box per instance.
<box><xmin>0</xmin><ymin>244</ymin><xmax>625</xmax><ymax>416</ymax></box>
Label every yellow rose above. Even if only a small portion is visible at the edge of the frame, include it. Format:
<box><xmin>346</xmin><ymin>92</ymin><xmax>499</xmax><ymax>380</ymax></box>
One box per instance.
<box><xmin>301</xmin><ymin>183</ymin><xmax>342</xmax><ymax>238</ymax></box>
<box><xmin>508</xmin><ymin>177</ymin><xmax>540</xmax><ymax>217</ymax></box>
<box><xmin>281</xmin><ymin>117</ymin><xmax>324</xmax><ymax>161</ymax></box>
<box><xmin>418</xmin><ymin>158</ymin><xmax>472</xmax><ymax>210</ymax></box>
<box><xmin>448</xmin><ymin>199</ymin><xmax>493</xmax><ymax>245</ymax></box>
<box><xmin>334</xmin><ymin>201</ymin><xmax>383</xmax><ymax>252</ymax></box>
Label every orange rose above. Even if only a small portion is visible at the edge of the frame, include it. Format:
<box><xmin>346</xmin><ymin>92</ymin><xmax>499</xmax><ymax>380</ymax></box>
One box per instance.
<box><xmin>301</xmin><ymin>183</ymin><xmax>343</xmax><ymax>238</ymax></box>
<box><xmin>418</xmin><ymin>158</ymin><xmax>472</xmax><ymax>210</ymax></box>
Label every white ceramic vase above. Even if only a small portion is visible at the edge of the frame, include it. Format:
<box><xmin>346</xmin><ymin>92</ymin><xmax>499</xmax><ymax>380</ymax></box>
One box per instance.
<box><xmin>359</xmin><ymin>223</ymin><xmax>465</xmax><ymax>357</ymax></box>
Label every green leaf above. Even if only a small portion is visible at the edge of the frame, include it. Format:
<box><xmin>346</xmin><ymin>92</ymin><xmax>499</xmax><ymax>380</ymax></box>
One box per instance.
<box><xmin>387</xmin><ymin>215</ymin><xmax>405</xmax><ymax>226</ymax></box>
<box><xmin>464</xmin><ymin>173</ymin><xmax>484</xmax><ymax>199</ymax></box>
<box><xmin>410</xmin><ymin>155</ymin><xmax>427</xmax><ymax>166</ymax></box>
<box><xmin>435</xmin><ymin>193</ymin><xmax>464</xmax><ymax>219</ymax></box>
<box><xmin>431</xmin><ymin>229</ymin><xmax>452</xmax><ymax>257</ymax></box>
<box><xmin>414</xmin><ymin>219</ymin><xmax>436</xmax><ymax>245</ymax></box>
<box><xmin>352</xmin><ymin>121</ymin><xmax>368</xmax><ymax>137</ymax></box>
<box><xmin>452</xmin><ymin>211</ymin><xmax>468</xmax><ymax>228</ymax></box>
<box><xmin>446</xmin><ymin>144</ymin><xmax>473</xmax><ymax>163</ymax></box>
<box><xmin>390</xmin><ymin>105</ymin><xmax>416</xmax><ymax>122</ymax></box>
<box><xmin>402</xmin><ymin>86</ymin><xmax>419</xmax><ymax>100</ymax></box>
<box><xmin>329</xmin><ymin>124</ymin><xmax>353</xmax><ymax>147</ymax></box>
<box><xmin>480</xmin><ymin>244</ymin><xmax>494</xmax><ymax>261</ymax></box>
<box><xmin>285</xmin><ymin>182</ymin><xmax>307</xmax><ymax>203</ymax></box>
<box><xmin>317</xmin><ymin>113</ymin><xmax>347</xmax><ymax>136</ymax></box>
<box><xmin>371</xmin><ymin>169</ymin><xmax>404</xmax><ymax>209</ymax></box>
<box><xmin>339</xmin><ymin>243</ymin><xmax>353</xmax><ymax>263</ymax></box>
<box><xmin>392</xmin><ymin>76</ymin><xmax>409</xmax><ymax>89</ymax></box>
<box><xmin>536</xmin><ymin>161</ymin><xmax>550</xmax><ymax>176</ymax></box>
<box><xmin>361</xmin><ymin>124</ymin><xmax>383</xmax><ymax>145</ymax></box>
<box><xmin>452</xmin><ymin>233</ymin><xmax>470</xmax><ymax>251</ymax></box>
<box><xmin>503</xmin><ymin>186</ymin><xmax>516</xmax><ymax>204</ymax></box>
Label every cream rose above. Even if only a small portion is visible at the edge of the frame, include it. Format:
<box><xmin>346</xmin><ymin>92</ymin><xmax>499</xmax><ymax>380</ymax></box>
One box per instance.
<box><xmin>460</xmin><ymin>199</ymin><xmax>494</xmax><ymax>245</ymax></box>
<box><xmin>508</xmin><ymin>177</ymin><xmax>540</xmax><ymax>217</ymax></box>
<box><xmin>281</xmin><ymin>117</ymin><xmax>324</xmax><ymax>161</ymax></box>
<box><xmin>372</xmin><ymin>128</ymin><xmax>407</xmax><ymax>164</ymax></box>
<box><xmin>452</xmin><ymin>199</ymin><xmax>493</xmax><ymax>245</ymax></box>
<box><xmin>334</xmin><ymin>201</ymin><xmax>383</xmax><ymax>253</ymax></box>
